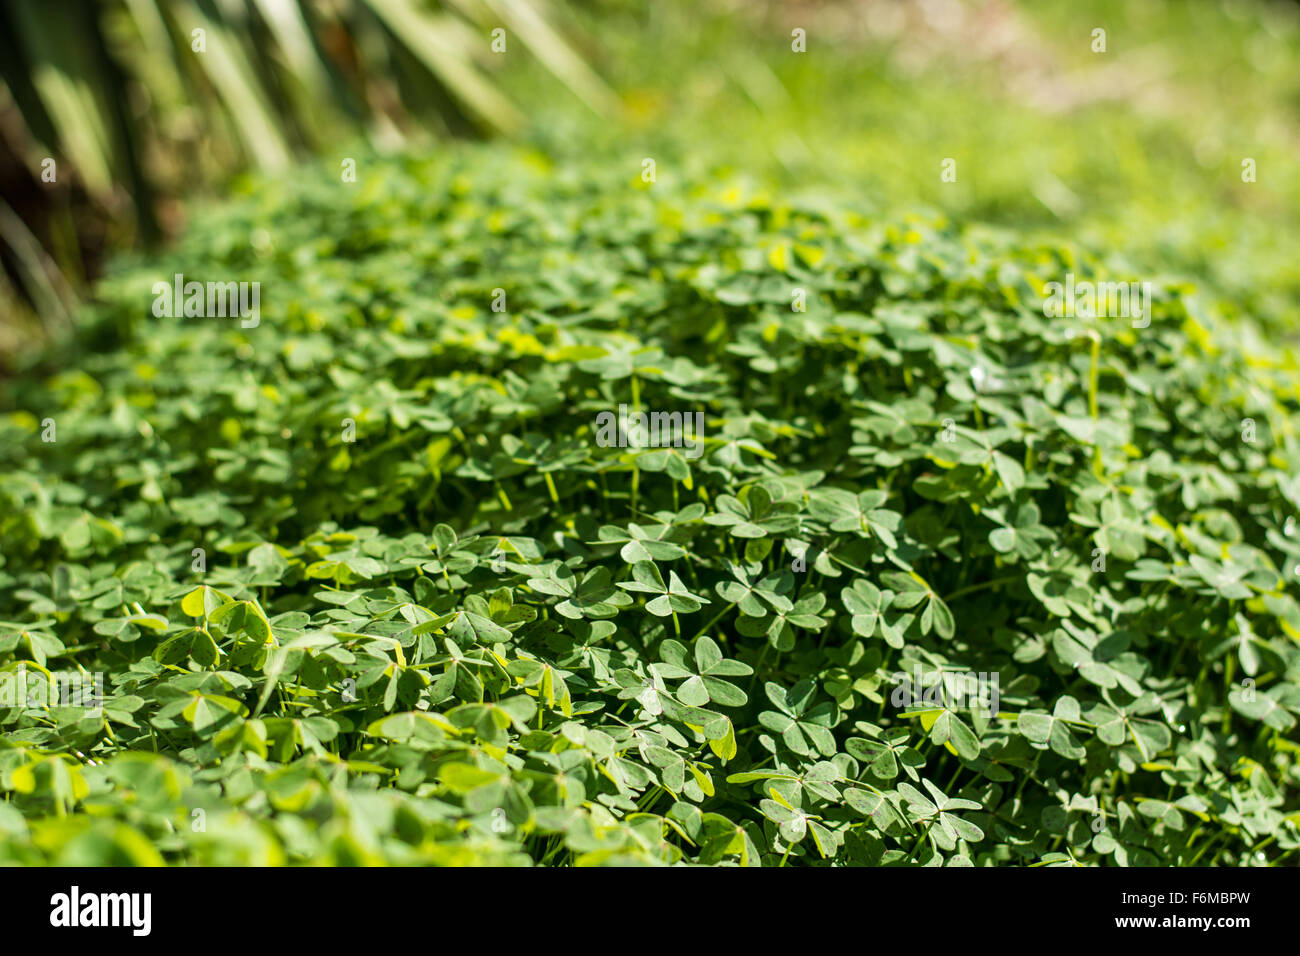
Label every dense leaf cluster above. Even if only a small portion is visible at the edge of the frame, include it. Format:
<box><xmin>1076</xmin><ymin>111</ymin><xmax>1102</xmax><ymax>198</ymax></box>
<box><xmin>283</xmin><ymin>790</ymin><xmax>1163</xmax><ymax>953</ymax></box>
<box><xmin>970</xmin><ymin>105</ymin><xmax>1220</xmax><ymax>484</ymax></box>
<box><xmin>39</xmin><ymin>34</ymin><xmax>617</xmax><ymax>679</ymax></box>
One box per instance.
<box><xmin>0</xmin><ymin>149</ymin><xmax>1297</xmax><ymax>865</ymax></box>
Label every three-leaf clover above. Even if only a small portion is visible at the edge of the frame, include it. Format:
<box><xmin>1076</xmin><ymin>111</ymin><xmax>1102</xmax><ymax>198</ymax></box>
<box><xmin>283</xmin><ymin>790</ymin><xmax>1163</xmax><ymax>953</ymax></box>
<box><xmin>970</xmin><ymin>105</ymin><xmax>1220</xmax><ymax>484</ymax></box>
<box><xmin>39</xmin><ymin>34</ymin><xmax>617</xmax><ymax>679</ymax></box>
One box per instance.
<box><xmin>650</xmin><ymin>636</ymin><xmax>753</xmax><ymax>707</ymax></box>
<box><xmin>703</xmin><ymin>485</ymin><xmax>800</xmax><ymax>539</ymax></box>
<box><xmin>716</xmin><ymin>561</ymin><xmax>794</xmax><ymax>617</ymax></box>
<box><xmin>1017</xmin><ymin>694</ymin><xmax>1088</xmax><ymax>759</ymax></box>
<box><xmin>882</xmin><ymin>570</ymin><xmax>954</xmax><ymax>639</ymax></box>
<box><xmin>758</xmin><ymin>680</ymin><xmax>840</xmax><ymax>757</ymax></box>
<box><xmin>897</xmin><ymin>780</ymin><xmax>985</xmax><ymax>851</ymax></box>
<box><xmin>617</xmin><ymin>561</ymin><xmax>711</xmax><ymax>616</ymax></box>
<box><xmin>527</xmin><ymin>564</ymin><xmax>632</xmax><ymax>619</ymax></box>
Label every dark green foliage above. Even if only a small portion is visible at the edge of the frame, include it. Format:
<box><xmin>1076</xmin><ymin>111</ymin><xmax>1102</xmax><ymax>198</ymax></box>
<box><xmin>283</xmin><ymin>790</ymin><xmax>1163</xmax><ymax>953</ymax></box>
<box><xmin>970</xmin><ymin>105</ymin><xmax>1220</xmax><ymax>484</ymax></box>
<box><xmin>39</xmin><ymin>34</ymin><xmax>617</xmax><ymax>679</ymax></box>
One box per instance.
<box><xmin>0</xmin><ymin>148</ymin><xmax>1297</xmax><ymax>865</ymax></box>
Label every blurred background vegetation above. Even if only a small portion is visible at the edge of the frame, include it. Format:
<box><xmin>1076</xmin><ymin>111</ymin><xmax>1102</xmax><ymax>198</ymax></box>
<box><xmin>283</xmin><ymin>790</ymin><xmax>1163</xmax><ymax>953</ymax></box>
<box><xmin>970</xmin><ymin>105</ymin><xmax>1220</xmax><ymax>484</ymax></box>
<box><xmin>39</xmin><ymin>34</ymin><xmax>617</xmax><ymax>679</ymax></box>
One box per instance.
<box><xmin>1</xmin><ymin>0</ymin><xmax>1297</xmax><ymax>361</ymax></box>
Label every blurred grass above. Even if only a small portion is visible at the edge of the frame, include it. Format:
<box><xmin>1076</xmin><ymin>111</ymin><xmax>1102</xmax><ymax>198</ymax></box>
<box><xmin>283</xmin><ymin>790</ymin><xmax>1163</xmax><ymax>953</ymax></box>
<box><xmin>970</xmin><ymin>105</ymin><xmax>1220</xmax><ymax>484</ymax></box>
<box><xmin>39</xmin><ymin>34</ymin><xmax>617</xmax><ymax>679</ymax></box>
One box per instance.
<box><xmin>508</xmin><ymin>0</ymin><xmax>1300</xmax><ymax>334</ymax></box>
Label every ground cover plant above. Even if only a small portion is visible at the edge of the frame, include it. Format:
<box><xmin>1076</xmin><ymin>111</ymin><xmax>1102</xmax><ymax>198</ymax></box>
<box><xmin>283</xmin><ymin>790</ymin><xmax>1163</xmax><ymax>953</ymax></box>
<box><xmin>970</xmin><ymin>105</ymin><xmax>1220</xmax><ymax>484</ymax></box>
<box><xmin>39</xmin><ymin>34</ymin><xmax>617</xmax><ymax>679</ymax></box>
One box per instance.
<box><xmin>1</xmin><ymin>148</ymin><xmax>1298</xmax><ymax>865</ymax></box>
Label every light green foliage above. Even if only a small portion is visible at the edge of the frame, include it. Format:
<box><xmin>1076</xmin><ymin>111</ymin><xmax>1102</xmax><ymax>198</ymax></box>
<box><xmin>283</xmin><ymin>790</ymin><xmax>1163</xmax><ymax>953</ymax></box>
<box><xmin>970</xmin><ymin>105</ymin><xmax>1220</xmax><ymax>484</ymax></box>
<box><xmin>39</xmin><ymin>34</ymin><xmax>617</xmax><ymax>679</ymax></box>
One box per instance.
<box><xmin>0</xmin><ymin>148</ymin><xmax>1297</xmax><ymax>865</ymax></box>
